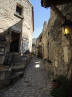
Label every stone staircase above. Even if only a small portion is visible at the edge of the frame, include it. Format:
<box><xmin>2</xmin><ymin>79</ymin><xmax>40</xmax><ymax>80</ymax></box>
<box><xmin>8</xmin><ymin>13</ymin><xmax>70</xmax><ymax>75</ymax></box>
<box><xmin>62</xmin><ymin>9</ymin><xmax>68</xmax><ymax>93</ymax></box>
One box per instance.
<box><xmin>0</xmin><ymin>53</ymin><xmax>31</xmax><ymax>90</ymax></box>
<box><xmin>11</xmin><ymin>53</ymin><xmax>28</xmax><ymax>72</ymax></box>
<box><xmin>13</xmin><ymin>53</ymin><xmax>27</xmax><ymax>64</ymax></box>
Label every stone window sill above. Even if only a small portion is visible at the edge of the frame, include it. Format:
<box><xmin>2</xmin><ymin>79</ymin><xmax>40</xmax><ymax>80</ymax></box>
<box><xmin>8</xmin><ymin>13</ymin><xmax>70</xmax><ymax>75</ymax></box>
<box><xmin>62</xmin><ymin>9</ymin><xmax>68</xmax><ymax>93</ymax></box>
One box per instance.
<box><xmin>14</xmin><ymin>13</ymin><xmax>24</xmax><ymax>19</ymax></box>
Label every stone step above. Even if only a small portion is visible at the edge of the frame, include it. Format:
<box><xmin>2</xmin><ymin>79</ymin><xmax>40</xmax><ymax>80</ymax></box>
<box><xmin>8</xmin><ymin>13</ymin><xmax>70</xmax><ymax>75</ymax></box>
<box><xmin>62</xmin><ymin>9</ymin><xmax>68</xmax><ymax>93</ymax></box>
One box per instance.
<box><xmin>0</xmin><ymin>71</ymin><xmax>24</xmax><ymax>90</ymax></box>
<box><xmin>13</xmin><ymin>61</ymin><xmax>27</xmax><ymax>65</ymax></box>
<box><xmin>13</xmin><ymin>56</ymin><xmax>27</xmax><ymax>63</ymax></box>
<box><xmin>13</xmin><ymin>57</ymin><xmax>27</xmax><ymax>60</ymax></box>
<box><xmin>10</xmin><ymin>71</ymin><xmax>24</xmax><ymax>80</ymax></box>
<box><xmin>13</xmin><ymin>59</ymin><xmax>27</xmax><ymax>62</ymax></box>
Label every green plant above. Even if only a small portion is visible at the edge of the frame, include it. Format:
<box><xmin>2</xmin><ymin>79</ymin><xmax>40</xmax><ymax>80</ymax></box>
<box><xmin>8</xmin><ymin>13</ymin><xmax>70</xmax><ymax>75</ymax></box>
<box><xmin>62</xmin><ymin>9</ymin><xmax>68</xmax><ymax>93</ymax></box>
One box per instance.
<box><xmin>51</xmin><ymin>75</ymin><xmax>70</xmax><ymax>97</ymax></box>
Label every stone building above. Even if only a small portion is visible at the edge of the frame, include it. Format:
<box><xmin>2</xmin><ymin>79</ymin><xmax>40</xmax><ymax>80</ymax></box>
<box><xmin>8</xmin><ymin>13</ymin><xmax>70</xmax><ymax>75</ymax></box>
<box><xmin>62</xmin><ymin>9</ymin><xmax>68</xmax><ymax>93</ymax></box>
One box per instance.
<box><xmin>0</xmin><ymin>0</ymin><xmax>34</xmax><ymax>64</ymax></box>
<box><xmin>32</xmin><ymin>38</ymin><xmax>36</xmax><ymax>54</ymax></box>
<box><xmin>36</xmin><ymin>3</ymin><xmax>72</xmax><ymax>78</ymax></box>
<box><xmin>36</xmin><ymin>33</ymin><xmax>43</xmax><ymax>57</ymax></box>
<box><xmin>41</xmin><ymin>21</ymin><xmax>48</xmax><ymax>59</ymax></box>
<box><xmin>36</xmin><ymin>21</ymin><xmax>47</xmax><ymax>58</ymax></box>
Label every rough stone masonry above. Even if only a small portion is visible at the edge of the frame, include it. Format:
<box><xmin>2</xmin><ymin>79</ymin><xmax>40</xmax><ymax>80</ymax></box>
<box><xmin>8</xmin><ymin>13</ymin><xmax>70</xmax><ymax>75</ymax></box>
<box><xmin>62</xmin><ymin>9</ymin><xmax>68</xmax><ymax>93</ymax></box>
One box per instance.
<box><xmin>0</xmin><ymin>0</ymin><xmax>34</xmax><ymax>64</ymax></box>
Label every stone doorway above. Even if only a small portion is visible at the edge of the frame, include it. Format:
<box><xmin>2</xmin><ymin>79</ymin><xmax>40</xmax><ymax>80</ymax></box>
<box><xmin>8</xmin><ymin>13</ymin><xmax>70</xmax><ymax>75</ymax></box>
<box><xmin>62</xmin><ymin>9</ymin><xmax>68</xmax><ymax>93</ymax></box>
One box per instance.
<box><xmin>10</xmin><ymin>32</ymin><xmax>20</xmax><ymax>52</ymax></box>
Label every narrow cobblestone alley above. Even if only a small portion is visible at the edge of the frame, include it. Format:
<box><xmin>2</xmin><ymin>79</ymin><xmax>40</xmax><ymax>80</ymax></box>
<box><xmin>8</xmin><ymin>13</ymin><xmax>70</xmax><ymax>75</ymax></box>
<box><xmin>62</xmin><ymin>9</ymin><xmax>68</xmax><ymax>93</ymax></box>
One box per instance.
<box><xmin>0</xmin><ymin>57</ymin><xmax>52</xmax><ymax>97</ymax></box>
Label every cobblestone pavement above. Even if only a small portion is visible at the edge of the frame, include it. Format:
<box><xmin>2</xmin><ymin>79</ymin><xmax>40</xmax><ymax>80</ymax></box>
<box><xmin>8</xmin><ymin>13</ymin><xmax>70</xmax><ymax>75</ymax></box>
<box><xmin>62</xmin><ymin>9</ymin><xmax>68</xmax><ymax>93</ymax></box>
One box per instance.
<box><xmin>0</xmin><ymin>57</ymin><xmax>52</xmax><ymax>97</ymax></box>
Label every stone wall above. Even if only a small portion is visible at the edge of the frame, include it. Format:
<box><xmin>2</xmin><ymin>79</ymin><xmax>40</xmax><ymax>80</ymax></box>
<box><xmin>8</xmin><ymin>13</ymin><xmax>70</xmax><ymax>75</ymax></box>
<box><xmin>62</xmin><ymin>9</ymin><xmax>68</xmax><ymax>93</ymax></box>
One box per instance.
<box><xmin>36</xmin><ymin>21</ymin><xmax>48</xmax><ymax>58</ymax></box>
<box><xmin>36</xmin><ymin>3</ymin><xmax>72</xmax><ymax>78</ymax></box>
<box><xmin>48</xmin><ymin>3</ymin><xmax>72</xmax><ymax>77</ymax></box>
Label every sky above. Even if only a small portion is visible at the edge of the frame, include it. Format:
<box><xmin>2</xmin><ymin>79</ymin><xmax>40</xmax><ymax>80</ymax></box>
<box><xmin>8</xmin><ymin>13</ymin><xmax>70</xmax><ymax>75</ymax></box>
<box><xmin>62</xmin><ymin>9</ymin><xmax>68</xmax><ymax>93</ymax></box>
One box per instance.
<box><xmin>30</xmin><ymin>0</ymin><xmax>50</xmax><ymax>38</ymax></box>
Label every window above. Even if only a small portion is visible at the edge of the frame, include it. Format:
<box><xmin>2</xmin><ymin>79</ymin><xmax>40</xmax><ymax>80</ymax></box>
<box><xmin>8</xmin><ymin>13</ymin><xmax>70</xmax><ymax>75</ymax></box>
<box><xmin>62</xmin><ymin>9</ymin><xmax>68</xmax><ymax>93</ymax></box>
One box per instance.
<box><xmin>16</xmin><ymin>5</ymin><xmax>23</xmax><ymax>16</ymax></box>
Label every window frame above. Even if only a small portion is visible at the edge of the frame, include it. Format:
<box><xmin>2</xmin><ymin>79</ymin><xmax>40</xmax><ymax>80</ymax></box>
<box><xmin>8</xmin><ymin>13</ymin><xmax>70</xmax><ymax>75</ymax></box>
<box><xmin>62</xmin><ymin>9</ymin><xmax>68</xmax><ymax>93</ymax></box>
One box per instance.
<box><xmin>14</xmin><ymin>3</ymin><xmax>24</xmax><ymax>19</ymax></box>
<box><xmin>16</xmin><ymin>4</ymin><xmax>23</xmax><ymax>16</ymax></box>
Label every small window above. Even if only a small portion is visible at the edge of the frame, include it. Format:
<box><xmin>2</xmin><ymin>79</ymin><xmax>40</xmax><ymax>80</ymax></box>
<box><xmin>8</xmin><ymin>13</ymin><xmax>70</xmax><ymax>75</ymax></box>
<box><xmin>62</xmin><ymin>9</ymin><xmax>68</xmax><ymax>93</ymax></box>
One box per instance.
<box><xmin>16</xmin><ymin>5</ymin><xmax>23</xmax><ymax>16</ymax></box>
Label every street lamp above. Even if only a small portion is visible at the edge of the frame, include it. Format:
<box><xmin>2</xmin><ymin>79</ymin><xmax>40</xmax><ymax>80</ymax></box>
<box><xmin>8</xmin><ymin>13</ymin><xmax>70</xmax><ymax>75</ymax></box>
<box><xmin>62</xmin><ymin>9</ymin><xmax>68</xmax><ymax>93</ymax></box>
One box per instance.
<box><xmin>62</xmin><ymin>20</ymin><xmax>72</xmax><ymax>36</ymax></box>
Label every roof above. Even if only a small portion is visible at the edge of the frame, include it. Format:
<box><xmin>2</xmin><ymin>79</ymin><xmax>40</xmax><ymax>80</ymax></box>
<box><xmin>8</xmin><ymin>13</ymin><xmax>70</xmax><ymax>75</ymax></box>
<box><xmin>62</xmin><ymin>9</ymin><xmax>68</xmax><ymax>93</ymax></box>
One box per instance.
<box><xmin>41</xmin><ymin>0</ymin><xmax>72</xmax><ymax>7</ymax></box>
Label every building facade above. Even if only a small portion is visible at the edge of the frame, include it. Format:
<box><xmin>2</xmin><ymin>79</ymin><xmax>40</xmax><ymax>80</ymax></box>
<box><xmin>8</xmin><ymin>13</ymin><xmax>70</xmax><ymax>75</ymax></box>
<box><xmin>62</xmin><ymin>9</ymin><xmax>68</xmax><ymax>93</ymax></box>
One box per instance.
<box><xmin>0</xmin><ymin>0</ymin><xmax>34</xmax><ymax>64</ymax></box>
<box><xmin>36</xmin><ymin>3</ymin><xmax>72</xmax><ymax>78</ymax></box>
